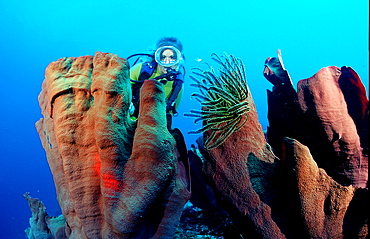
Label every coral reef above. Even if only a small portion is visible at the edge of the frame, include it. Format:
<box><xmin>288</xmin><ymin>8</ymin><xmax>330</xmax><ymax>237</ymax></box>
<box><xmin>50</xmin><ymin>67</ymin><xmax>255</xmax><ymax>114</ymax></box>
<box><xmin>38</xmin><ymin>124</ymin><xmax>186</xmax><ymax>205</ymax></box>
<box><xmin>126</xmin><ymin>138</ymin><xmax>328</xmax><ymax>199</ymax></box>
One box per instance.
<box><xmin>34</xmin><ymin>52</ymin><xmax>190</xmax><ymax>238</ymax></box>
<box><xmin>265</xmin><ymin>55</ymin><xmax>368</xmax><ymax>188</ymax></box>
<box><xmin>28</xmin><ymin>49</ymin><xmax>368</xmax><ymax>238</ymax></box>
<box><xmin>188</xmin><ymin>53</ymin><xmax>283</xmax><ymax>238</ymax></box>
<box><xmin>24</xmin><ymin>192</ymin><xmax>67</xmax><ymax>239</ymax></box>
<box><xmin>277</xmin><ymin>137</ymin><xmax>368</xmax><ymax>238</ymax></box>
<box><xmin>188</xmin><ymin>52</ymin><xmax>368</xmax><ymax>238</ymax></box>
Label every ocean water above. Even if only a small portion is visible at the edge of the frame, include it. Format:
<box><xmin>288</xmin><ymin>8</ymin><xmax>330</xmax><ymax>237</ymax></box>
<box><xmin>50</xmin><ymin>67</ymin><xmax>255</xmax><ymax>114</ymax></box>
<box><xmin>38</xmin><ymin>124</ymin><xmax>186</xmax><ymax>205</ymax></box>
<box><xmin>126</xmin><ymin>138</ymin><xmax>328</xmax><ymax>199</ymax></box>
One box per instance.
<box><xmin>0</xmin><ymin>0</ymin><xmax>368</xmax><ymax>238</ymax></box>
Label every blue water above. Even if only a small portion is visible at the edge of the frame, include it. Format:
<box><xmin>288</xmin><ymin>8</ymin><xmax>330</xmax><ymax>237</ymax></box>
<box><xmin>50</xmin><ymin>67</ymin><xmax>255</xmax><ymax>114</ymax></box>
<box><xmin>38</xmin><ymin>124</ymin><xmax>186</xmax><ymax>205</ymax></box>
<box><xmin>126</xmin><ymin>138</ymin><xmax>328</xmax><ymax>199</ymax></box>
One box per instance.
<box><xmin>0</xmin><ymin>0</ymin><xmax>368</xmax><ymax>238</ymax></box>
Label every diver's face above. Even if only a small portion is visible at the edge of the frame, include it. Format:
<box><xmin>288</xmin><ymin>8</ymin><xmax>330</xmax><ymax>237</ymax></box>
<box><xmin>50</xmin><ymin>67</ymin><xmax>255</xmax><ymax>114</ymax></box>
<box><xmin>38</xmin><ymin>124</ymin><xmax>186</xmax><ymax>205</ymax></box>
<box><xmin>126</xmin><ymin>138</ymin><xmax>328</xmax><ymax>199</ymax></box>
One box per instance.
<box><xmin>158</xmin><ymin>49</ymin><xmax>178</xmax><ymax>73</ymax></box>
<box><xmin>160</xmin><ymin>49</ymin><xmax>176</xmax><ymax>65</ymax></box>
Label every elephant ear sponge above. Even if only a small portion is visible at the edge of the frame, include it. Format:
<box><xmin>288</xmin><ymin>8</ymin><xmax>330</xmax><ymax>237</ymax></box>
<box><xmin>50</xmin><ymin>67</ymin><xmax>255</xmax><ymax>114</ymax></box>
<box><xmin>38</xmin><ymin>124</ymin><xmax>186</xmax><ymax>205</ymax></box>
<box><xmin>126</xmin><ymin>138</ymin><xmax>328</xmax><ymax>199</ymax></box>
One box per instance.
<box><xmin>185</xmin><ymin>53</ymin><xmax>250</xmax><ymax>150</ymax></box>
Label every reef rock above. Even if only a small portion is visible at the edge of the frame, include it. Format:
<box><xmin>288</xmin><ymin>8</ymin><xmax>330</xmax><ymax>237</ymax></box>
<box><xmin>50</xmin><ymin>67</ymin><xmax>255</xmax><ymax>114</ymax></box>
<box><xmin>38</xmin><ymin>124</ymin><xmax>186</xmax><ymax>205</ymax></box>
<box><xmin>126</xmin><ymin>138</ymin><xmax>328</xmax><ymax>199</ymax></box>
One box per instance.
<box><xmin>265</xmin><ymin>59</ymin><xmax>368</xmax><ymax>188</ymax></box>
<box><xmin>297</xmin><ymin>66</ymin><xmax>368</xmax><ymax>187</ymax></box>
<box><xmin>35</xmin><ymin>52</ymin><xmax>190</xmax><ymax>238</ymax></box>
<box><xmin>201</xmin><ymin>87</ymin><xmax>286</xmax><ymax>238</ymax></box>
<box><xmin>24</xmin><ymin>192</ymin><xmax>68</xmax><ymax>239</ymax></box>
<box><xmin>192</xmin><ymin>53</ymin><xmax>368</xmax><ymax>238</ymax></box>
<box><xmin>278</xmin><ymin>137</ymin><xmax>368</xmax><ymax>238</ymax></box>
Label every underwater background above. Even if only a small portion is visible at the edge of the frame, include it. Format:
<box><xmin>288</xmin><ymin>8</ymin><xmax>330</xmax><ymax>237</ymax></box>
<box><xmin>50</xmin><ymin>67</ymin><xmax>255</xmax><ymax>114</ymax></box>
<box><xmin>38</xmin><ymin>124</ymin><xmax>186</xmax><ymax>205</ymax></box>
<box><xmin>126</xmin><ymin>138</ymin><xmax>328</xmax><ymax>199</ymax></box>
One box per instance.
<box><xmin>0</xmin><ymin>0</ymin><xmax>368</xmax><ymax>238</ymax></box>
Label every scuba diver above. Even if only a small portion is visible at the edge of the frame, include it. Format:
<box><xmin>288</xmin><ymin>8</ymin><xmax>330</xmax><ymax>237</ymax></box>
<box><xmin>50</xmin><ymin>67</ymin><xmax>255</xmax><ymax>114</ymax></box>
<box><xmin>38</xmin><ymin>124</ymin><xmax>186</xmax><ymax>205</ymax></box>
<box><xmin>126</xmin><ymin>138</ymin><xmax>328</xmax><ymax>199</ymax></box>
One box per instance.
<box><xmin>129</xmin><ymin>37</ymin><xmax>185</xmax><ymax>129</ymax></box>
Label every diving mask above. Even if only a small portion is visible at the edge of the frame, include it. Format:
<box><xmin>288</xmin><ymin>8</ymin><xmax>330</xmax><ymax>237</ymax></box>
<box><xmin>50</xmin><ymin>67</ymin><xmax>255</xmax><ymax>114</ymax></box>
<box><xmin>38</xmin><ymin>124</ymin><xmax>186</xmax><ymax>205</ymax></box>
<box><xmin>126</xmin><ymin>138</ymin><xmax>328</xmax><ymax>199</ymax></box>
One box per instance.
<box><xmin>154</xmin><ymin>46</ymin><xmax>182</xmax><ymax>67</ymax></box>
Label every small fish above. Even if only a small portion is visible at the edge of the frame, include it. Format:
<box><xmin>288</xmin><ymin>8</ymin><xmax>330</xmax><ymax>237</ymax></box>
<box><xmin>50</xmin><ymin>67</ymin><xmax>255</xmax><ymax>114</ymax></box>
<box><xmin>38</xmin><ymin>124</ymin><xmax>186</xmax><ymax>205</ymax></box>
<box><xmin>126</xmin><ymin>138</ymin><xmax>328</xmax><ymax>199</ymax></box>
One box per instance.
<box><xmin>195</xmin><ymin>58</ymin><xmax>202</xmax><ymax>62</ymax></box>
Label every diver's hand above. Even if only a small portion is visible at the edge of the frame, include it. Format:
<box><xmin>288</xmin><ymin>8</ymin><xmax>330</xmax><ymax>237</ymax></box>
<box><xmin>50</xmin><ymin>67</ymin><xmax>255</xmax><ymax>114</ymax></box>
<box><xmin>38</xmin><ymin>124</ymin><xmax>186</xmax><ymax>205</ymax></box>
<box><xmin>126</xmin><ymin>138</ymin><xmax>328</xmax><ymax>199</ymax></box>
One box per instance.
<box><xmin>153</xmin><ymin>71</ymin><xmax>179</xmax><ymax>82</ymax></box>
<box><xmin>165</xmin><ymin>71</ymin><xmax>179</xmax><ymax>81</ymax></box>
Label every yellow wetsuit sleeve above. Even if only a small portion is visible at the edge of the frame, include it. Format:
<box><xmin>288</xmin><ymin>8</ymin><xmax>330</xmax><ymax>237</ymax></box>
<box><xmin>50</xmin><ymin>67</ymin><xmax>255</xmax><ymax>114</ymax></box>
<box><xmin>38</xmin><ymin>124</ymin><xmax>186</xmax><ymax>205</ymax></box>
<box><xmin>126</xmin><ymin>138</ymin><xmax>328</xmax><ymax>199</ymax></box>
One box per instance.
<box><xmin>130</xmin><ymin>63</ymin><xmax>142</xmax><ymax>83</ymax></box>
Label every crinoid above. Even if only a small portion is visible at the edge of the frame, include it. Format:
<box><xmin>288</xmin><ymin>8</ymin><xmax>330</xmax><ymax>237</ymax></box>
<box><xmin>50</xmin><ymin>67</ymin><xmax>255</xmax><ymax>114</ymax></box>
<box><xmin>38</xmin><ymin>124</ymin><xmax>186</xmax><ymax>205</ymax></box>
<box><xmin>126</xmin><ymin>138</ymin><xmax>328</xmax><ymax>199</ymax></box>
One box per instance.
<box><xmin>185</xmin><ymin>53</ymin><xmax>250</xmax><ymax>150</ymax></box>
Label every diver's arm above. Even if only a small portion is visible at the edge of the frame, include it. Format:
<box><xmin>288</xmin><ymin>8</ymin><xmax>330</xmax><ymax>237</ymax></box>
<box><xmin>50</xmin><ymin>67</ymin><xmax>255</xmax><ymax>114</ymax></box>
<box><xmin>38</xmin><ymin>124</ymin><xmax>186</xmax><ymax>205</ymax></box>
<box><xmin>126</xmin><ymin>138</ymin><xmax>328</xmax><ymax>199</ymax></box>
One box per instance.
<box><xmin>166</xmin><ymin>75</ymin><xmax>184</xmax><ymax>114</ymax></box>
<box><xmin>130</xmin><ymin>63</ymin><xmax>144</xmax><ymax>118</ymax></box>
<box><xmin>130</xmin><ymin>63</ymin><xmax>142</xmax><ymax>83</ymax></box>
